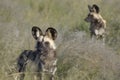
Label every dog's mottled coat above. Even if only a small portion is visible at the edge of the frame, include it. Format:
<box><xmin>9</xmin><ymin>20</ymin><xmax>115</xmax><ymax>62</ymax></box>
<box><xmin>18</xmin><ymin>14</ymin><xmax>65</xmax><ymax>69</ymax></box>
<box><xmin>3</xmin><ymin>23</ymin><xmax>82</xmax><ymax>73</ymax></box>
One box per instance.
<box><xmin>85</xmin><ymin>4</ymin><xmax>106</xmax><ymax>40</ymax></box>
<box><xmin>17</xmin><ymin>26</ymin><xmax>57</xmax><ymax>80</ymax></box>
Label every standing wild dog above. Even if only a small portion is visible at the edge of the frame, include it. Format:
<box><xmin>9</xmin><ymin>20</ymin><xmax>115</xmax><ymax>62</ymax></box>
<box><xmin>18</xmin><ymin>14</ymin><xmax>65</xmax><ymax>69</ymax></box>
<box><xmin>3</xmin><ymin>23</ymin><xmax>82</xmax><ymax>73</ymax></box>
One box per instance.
<box><xmin>17</xmin><ymin>26</ymin><xmax>57</xmax><ymax>80</ymax></box>
<box><xmin>85</xmin><ymin>4</ymin><xmax>106</xmax><ymax>41</ymax></box>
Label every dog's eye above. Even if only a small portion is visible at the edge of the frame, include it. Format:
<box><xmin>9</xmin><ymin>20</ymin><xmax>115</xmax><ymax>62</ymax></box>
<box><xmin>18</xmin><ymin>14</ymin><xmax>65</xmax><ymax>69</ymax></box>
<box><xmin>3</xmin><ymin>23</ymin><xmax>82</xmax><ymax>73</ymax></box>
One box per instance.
<box><xmin>90</xmin><ymin>14</ymin><xmax>93</xmax><ymax>17</ymax></box>
<box><xmin>44</xmin><ymin>41</ymin><xmax>50</xmax><ymax>46</ymax></box>
<box><xmin>88</xmin><ymin>13</ymin><xmax>93</xmax><ymax>17</ymax></box>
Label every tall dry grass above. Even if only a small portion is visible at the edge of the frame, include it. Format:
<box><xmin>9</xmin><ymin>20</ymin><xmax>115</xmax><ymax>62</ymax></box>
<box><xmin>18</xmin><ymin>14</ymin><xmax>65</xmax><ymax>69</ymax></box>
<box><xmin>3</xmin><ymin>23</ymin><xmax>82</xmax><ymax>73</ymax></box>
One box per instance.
<box><xmin>0</xmin><ymin>0</ymin><xmax>120</xmax><ymax>80</ymax></box>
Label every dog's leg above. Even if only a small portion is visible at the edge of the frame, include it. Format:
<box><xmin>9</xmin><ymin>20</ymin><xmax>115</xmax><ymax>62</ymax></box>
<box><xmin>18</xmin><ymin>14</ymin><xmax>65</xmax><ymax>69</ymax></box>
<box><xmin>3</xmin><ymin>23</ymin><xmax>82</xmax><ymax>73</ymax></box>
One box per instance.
<box><xmin>51</xmin><ymin>59</ymin><xmax>57</xmax><ymax>76</ymax></box>
<box><xmin>50</xmin><ymin>75</ymin><xmax>54</xmax><ymax>80</ymax></box>
<box><xmin>34</xmin><ymin>62</ymin><xmax>43</xmax><ymax>80</ymax></box>
<box><xmin>102</xmin><ymin>35</ymin><xmax>105</xmax><ymax>45</ymax></box>
<box><xmin>34</xmin><ymin>72</ymin><xmax>43</xmax><ymax>80</ymax></box>
<box><xmin>96</xmin><ymin>35</ymin><xmax>99</xmax><ymax>40</ymax></box>
<box><xmin>90</xmin><ymin>32</ymin><xmax>94</xmax><ymax>41</ymax></box>
<box><xmin>17</xmin><ymin>65</ymin><xmax>26</xmax><ymax>80</ymax></box>
<box><xmin>50</xmin><ymin>60</ymin><xmax>57</xmax><ymax>80</ymax></box>
<box><xmin>50</xmin><ymin>67</ymin><xmax>57</xmax><ymax>80</ymax></box>
<box><xmin>17</xmin><ymin>50</ymin><xmax>29</xmax><ymax>80</ymax></box>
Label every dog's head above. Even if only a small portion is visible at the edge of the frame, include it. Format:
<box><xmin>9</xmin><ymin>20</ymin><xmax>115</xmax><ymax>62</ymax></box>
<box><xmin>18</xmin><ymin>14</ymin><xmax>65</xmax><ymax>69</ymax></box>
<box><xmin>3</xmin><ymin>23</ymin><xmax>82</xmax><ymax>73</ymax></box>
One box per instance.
<box><xmin>85</xmin><ymin>4</ymin><xmax>100</xmax><ymax>23</ymax></box>
<box><xmin>32</xmin><ymin>26</ymin><xmax>57</xmax><ymax>51</ymax></box>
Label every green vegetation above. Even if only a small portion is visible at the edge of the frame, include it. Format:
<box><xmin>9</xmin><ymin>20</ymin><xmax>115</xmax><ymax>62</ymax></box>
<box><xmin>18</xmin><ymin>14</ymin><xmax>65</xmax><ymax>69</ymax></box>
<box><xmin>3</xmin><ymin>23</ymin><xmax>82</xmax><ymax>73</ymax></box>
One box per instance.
<box><xmin>0</xmin><ymin>0</ymin><xmax>120</xmax><ymax>80</ymax></box>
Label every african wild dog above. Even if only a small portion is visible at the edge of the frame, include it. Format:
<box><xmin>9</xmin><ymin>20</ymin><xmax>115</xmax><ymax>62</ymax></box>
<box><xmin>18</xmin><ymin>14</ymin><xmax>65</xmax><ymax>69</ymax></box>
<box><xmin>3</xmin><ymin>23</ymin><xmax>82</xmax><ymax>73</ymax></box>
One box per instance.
<box><xmin>85</xmin><ymin>4</ymin><xmax>106</xmax><ymax>41</ymax></box>
<box><xmin>17</xmin><ymin>26</ymin><xmax>57</xmax><ymax>80</ymax></box>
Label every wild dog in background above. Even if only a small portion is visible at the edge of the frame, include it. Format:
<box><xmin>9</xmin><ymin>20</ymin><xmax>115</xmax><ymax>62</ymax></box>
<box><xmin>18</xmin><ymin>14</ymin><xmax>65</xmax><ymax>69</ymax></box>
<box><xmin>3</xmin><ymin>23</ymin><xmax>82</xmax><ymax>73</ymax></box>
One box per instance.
<box><xmin>17</xmin><ymin>26</ymin><xmax>57</xmax><ymax>80</ymax></box>
<box><xmin>85</xmin><ymin>4</ymin><xmax>106</xmax><ymax>41</ymax></box>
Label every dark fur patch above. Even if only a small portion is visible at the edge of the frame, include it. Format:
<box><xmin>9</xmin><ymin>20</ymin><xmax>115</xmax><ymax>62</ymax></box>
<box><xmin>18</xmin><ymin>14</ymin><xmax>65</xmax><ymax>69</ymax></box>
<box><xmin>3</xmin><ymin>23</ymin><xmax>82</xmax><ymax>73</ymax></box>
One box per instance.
<box><xmin>93</xmin><ymin>4</ymin><xmax>100</xmax><ymax>13</ymax></box>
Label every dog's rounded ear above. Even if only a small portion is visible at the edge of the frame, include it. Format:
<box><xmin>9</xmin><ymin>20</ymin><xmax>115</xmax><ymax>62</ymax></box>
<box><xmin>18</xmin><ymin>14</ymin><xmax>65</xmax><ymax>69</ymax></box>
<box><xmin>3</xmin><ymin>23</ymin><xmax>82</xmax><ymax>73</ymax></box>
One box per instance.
<box><xmin>45</xmin><ymin>27</ymin><xmax>57</xmax><ymax>40</ymax></box>
<box><xmin>92</xmin><ymin>4</ymin><xmax>100</xmax><ymax>13</ymax></box>
<box><xmin>32</xmin><ymin>26</ymin><xmax>43</xmax><ymax>40</ymax></box>
<box><xmin>88</xmin><ymin>5</ymin><xmax>92</xmax><ymax>12</ymax></box>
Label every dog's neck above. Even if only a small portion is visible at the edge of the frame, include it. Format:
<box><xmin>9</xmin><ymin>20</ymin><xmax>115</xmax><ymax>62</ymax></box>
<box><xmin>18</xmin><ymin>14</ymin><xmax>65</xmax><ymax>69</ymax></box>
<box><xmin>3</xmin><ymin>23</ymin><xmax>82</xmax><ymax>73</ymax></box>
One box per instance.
<box><xmin>35</xmin><ymin>44</ymin><xmax>56</xmax><ymax>55</ymax></box>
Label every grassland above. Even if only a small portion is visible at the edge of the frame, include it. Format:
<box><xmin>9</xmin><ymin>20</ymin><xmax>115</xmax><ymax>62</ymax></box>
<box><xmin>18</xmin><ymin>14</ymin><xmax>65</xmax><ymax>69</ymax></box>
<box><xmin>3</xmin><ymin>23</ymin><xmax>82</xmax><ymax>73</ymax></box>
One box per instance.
<box><xmin>0</xmin><ymin>0</ymin><xmax>120</xmax><ymax>80</ymax></box>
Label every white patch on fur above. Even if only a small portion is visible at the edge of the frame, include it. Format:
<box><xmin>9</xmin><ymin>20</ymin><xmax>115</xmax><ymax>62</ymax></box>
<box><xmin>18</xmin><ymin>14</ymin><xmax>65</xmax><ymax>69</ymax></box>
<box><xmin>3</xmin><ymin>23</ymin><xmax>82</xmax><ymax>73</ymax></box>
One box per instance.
<box><xmin>43</xmin><ymin>36</ymin><xmax>56</xmax><ymax>50</ymax></box>
<box><xmin>98</xmin><ymin>28</ymin><xmax>105</xmax><ymax>35</ymax></box>
<box><xmin>39</xmin><ymin>36</ymin><xmax>44</xmax><ymax>41</ymax></box>
<box><xmin>95</xmin><ymin>29</ymin><xmax>99</xmax><ymax>35</ymax></box>
<box><xmin>53</xmin><ymin>59</ymin><xmax>57</xmax><ymax>66</ymax></box>
<box><xmin>95</xmin><ymin>28</ymin><xmax>105</xmax><ymax>36</ymax></box>
<box><xmin>36</xmin><ymin>30</ymin><xmax>40</xmax><ymax>37</ymax></box>
<box><xmin>52</xmin><ymin>67</ymin><xmax>57</xmax><ymax>75</ymax></box>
